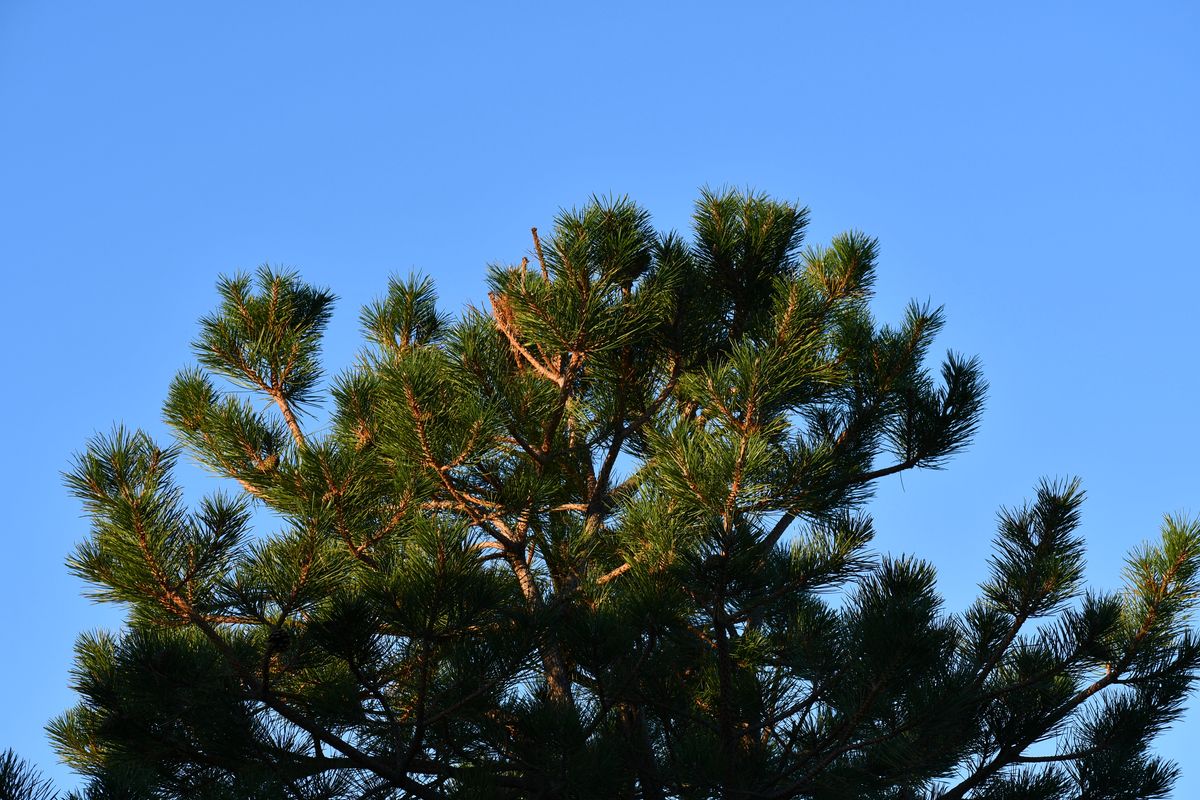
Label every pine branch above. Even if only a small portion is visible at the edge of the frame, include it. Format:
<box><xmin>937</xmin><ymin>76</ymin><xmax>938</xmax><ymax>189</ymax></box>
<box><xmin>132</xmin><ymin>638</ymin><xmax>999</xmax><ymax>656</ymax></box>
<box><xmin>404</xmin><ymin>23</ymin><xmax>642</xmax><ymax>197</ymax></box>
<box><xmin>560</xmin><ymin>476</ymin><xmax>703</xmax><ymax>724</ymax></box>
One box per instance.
<box><xmin>489</xmin><ymin>293</ymin><xmax>564</xmax><ymax>386</ymax></box>
<box><xmin>531</xmin><ymin>226</ymin><xmax>549</xmax><ymax>280</ymax></box>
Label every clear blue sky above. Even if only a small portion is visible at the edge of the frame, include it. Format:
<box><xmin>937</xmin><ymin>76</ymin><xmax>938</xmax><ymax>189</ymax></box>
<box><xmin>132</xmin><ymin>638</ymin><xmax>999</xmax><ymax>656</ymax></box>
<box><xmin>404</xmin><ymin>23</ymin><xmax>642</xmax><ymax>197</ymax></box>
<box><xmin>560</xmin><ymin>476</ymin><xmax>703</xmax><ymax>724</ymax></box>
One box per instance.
<box><xmin>2</xmin><ymin>1</ymin><xmax>1197</xmax><ymax>793</ymax></box>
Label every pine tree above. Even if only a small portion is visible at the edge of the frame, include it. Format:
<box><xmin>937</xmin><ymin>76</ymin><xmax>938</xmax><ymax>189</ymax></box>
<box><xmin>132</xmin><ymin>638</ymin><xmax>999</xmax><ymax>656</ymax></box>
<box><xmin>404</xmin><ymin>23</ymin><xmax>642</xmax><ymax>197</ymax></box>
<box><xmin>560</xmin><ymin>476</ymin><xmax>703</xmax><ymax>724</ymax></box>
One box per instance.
<box><xmin>48</xmin><ymin>191</ymin><xmax>1199</xmax><ymax>799</ymax></box>
<box><xmin>1</xmin><ymin>750</ymin><xmax>57</xmax><ymax>800</ymax></box>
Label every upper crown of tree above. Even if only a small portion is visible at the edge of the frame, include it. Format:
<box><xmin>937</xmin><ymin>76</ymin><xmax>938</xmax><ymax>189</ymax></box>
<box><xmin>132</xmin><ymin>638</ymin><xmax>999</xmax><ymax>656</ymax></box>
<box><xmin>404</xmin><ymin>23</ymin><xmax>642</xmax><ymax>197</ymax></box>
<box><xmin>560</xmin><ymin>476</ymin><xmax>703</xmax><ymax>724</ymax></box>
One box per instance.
<box><xmin>41</xmin><ymin>190</ymin><xmax>1199</xmax><ymax>800</ymax></box>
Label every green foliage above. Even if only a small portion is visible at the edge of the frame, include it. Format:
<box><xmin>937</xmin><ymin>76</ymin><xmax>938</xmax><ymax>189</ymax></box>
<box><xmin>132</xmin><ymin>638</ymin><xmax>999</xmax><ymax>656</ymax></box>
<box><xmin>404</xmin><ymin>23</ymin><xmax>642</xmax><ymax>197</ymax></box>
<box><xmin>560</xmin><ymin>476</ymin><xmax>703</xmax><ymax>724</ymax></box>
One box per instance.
<box><xmin>45</xmin><ymin>191</ymin><xmax>1198</xmax><ymax>799</ymax></box>
<box><xmin>1</xmin><ymin>750</ymin><xmax>57</xmax><ymax>800</ymax></box>
<box><xmin>196</xmin><ymin>267</ymin><xmax>334</xmax><ymax>409</ymax></box>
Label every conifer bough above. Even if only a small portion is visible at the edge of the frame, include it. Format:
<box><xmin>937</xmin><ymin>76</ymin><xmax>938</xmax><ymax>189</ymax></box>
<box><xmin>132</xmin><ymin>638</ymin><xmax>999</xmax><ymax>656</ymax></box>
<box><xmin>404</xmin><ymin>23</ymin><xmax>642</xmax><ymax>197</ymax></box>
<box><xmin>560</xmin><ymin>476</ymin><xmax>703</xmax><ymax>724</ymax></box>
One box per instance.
<box><xmin>50</xmin><ymin>191</ymin><xmax>1199</xmax><ymax>799</ymax></box>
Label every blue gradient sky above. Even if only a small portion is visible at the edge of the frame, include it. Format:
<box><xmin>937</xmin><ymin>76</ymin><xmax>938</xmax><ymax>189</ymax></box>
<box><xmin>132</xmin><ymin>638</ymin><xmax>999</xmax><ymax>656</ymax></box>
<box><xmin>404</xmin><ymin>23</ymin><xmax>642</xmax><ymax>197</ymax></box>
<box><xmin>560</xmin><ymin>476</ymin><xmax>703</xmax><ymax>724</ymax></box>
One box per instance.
<box><xmin>2</xmin><ymin>1</ymin><xmax>1197</xmax><ymax>793</ymax></box>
